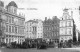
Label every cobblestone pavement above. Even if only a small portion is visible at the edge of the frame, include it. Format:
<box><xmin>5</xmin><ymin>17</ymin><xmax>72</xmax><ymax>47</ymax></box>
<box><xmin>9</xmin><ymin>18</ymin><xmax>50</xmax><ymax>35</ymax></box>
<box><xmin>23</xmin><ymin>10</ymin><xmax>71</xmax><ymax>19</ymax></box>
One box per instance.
<box><xmin>0</xmin><ymin>48</ymin><xmax>79</xmax><ymax>52</ymax></box>
<box><xmin>62</xmin><ymin>47</ymin><xmax>80</xmax><ymax>51</ymax></box>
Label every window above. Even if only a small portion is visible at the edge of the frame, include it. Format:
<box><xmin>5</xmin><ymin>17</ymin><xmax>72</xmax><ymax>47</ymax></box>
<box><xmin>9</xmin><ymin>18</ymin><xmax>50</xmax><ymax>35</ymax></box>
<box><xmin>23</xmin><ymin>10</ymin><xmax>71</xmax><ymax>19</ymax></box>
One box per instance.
<box><xmin>60</xmin><ymin>28</ymin><xmax>63</xmax><ymax>35</ymax></box>
<box><xmin>9</xmin><ymin>17</ymin><xmax>11</xmax><ymax>23</ymax></box>
<box><xmin>67</xmin><ymin>28</ymin><xmax>71</xmax><ymax>35</ymax></box>
<box><xmin>14</xmin><ymin>9</ymin><xmax>16</xmax><ymax>13</ymax></box>
<box><xmin>30</xmin><ymin>23</ymin><xmax>31</xmax><ymax>26</ymax></box>
<box><xmin>30</xmin><ymin>27</ymin><xmax>31</xmax><ymax>32</ymax></box>
<box><xmin>15</xmin><ymin>27</ymin><xmax>17</xmax><ymax>33</ymax></box>
<box><xmin>69</xmin><ymin>28</ymin><xmax>71</xmax><ymax>34</ymax></box>
<box><xmin>6</xmin><ymin>16</ymin><xmax>8</xmax><ymax>22</ymax></box>
<box><xmin>60</xmin><ymin>22</ymin><xmax>63</xmax><ymax>27</ymax></box>
<box><xmin>22</xmin><ymin>20</ymin><xmax>24</xmax><ymax>25</ymax></box>
<box><xmin>12</xmin><ymin>26</ymin><xmax>14</xmax><ymax>33</ymax></box>
<box><xmin>20</xmin><ymin>27</ymin><xmax>24</xmax><ymax>34</ymax></box>
<box><xmin>6</xmin><ymin>25</ymin><xmax>8</xmax><ymax>32</ymax></box>
<box><xmin>35</xmin><ymin>27</ymin><xmax>37</xmax><ymax>31</ymax></box>
<box><xmin>67</xmin><ymin>16</ymin><xmax>69</xmax><ymax>19</ymax></box>
<box><xmin>18</xmin><ymin>27</ymin><xmax>20</xmax><ymax>34</ymax></box>
<box><xmin>65</xmin><ymin>15</ymin><xmax>67</xmax><ymax>20</ymax></box>
<box><xmin>21</xmin><ymin>20</ymin><xmax>23</xmax><ymax>25</ymax></box>
<box><xmin>33</xmin><ymin>27</ymin><xmax>34</xmax><ymax>31</ymax></box>
<box><xmin>9</xmin><ymin>26</ymin><xmax>11</xmax><ymax>32</ymax></box>
<box><xmin>68</xmin><ymin>21</ymin><xmax>71</xmax><ymax>26</ymax></box>
<box><xmin>22</xmin><ymin>29</ymin><xmax>24</xmax><ymax>34</ymax></box>
<box><xmin>21</xmin><ymin>28</ymin><xmax>24</xmax><ymax>34</ymax></box>
<box><xmin>12</xmin><ymin>17</ymin><xmax>14</xmax><ymax>23</ymax></box>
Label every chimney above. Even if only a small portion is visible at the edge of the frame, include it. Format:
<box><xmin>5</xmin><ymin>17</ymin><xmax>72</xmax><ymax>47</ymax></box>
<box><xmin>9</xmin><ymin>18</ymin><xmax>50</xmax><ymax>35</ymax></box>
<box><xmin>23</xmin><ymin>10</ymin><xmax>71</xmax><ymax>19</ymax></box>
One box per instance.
<box><xmin>71</xmin><ymin>11</ymin><xmax>73</xmax><ymax>17</ymax></box>
<box><xmin>45</xmin><ymin>17</ymin><xmax>47</xmax><ymax>21</ymax></box>
<box><xmin>52</xmin><ymin>16</ymin><xmax>57</xmax><ymax>20</ymax></box>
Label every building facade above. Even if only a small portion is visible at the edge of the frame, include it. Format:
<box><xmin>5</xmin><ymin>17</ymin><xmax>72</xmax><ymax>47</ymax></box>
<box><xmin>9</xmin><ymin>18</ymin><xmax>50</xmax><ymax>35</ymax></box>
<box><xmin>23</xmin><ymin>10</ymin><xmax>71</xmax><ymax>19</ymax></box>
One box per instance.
<box><xmin>76</xmin><ymin>29</ymin><xmax>80</xmax><ymax>42</ymax></box>
<box><xmin>0</xmin><ymin>1</ymin><xmax>25</xmax><ymax>44</ymax></box>
<box><xmin>43</xmin><ymin>16</ymin><xmax>59</xmax><ymax>42</ymax></box>
<box><xmin>25</xmin><ymin>19</ymin><xmax>43</xmax><ymax>39</ymax></box>
<box><xmin>59</xmin><ymin>8</ymin><xmax>76</xmax><ymax>42</ymax></box>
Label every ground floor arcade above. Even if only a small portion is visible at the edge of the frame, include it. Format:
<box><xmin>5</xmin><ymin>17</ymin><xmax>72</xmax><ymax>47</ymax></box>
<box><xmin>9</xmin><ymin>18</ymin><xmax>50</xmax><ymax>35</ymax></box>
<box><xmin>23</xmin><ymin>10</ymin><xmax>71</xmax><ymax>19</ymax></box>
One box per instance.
<box><xmin>0</xmin><ymin>35</ymin><xmax>25</xmax><ymax>44</ymax></box>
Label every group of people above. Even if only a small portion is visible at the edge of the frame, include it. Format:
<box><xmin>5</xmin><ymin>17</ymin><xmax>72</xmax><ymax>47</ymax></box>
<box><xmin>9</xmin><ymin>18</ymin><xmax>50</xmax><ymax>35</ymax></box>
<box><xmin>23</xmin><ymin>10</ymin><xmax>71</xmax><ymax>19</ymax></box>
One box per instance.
<box><xmin>0</xmin><ymin>39</ymin><xmax>75</xmax><ymax>49</ymax></box>
<box><xmin>58</xmin><ymin>39</ymin><xmax>73</xmax><ymax>48</ymax></box>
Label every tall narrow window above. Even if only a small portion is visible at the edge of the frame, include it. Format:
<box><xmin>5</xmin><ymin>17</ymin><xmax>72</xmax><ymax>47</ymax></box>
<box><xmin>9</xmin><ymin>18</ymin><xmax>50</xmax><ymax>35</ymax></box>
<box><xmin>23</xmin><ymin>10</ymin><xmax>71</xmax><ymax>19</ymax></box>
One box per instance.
<box><xmin>9</xmin><ymin>26</ymin><xmax>11</xmax><ymax>33</ymax></box>
<box><xmin>35</xmin><ymin>27</ymin><xmax>37</xmax><ymax>31</ymax></box>
<box><xmin>60</xmin><ymin>22</ymin><xmax>63</xmax><ymax>27</ymax></box>
<box><xmin>30</xmin><ymin>27</ymin><xmax>31</xmax><ymax>32</ymax></box>
<box><xmin>12</xmin><ymin>17</ymin><xmax>14</xmax><ymax>23</ymax></box>
<box><xmin>69</xmin><ymin>28</ymin><xmax>71</xmax><ymax>34</ymax></box>
<box><xmin>9</xmin><ymin>17</ymin><xmax>11</xmax><ymax>23</ymax></box>
<box><xmin>6</xmin><ymin>16</ymin><xmax>8</xmax><ymax>22</ymax></box>
<box><xmin>12</xmin><ymin>26</ymin><xmax>14</xmax><ymax>33</ymax></box>
<box><xmin>68</xmin><ymin>21</ymin><xmax>71</xmax><ymax>26</ymax></box>
<box><xmin>15</xmin><ymin>27</ymin><xmax>17</xmax><ymax>33</ymax></box>
<box><xmin>6</xmin><ymin>25</ymin><xmax>8</xmax><ymax>32</ymax></box>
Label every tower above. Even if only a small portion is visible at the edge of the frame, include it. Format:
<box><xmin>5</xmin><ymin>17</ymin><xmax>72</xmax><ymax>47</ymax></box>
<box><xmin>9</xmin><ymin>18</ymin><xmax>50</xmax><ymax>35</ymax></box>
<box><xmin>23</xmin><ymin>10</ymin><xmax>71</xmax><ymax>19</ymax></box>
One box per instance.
<box><xmin>6</xmin><ymin>1</ymin><xmax>18</xmax><ymax>14</ymax></box>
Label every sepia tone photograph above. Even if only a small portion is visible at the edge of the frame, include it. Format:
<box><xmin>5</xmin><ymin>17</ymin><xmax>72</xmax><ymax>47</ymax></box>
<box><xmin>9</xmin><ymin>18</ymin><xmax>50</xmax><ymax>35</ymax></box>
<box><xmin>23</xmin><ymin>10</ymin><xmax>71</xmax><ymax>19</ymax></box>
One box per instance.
<box><xmin>0</xmin><ymin>0</ymin><xmax>80</xmax><ymax>52</ymax></box>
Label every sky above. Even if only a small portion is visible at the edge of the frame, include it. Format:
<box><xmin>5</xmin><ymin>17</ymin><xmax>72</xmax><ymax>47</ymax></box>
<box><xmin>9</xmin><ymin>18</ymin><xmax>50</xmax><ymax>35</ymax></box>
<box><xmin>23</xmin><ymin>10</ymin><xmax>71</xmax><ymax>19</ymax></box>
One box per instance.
<box><xmin>2</xmin><ymin>0</ymin><xmax>80</xmax><ymax>30</ymax></box>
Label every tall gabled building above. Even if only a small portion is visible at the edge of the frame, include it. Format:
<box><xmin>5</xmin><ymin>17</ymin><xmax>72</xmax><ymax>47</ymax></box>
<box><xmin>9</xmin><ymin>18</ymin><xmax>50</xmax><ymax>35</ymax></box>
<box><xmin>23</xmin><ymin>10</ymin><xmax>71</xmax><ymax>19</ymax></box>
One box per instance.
<box><xmin>0</xmin><ymin>1</ymin><xmax>25</xmax><ymax>44</ymax></box>
<box><xmin>25</xmin><ymin>19</ymin><xmax>43</xmax><ymax>39</ymax></box>
<box><xmin>43</xmin><ymin>16</ymin><xmax>60</xmax><ymax>43</ymax></box>
<box><xmin>59</xmin><ymin>8</ymin><xmax>76</xmax><ymax>42</ymax></box>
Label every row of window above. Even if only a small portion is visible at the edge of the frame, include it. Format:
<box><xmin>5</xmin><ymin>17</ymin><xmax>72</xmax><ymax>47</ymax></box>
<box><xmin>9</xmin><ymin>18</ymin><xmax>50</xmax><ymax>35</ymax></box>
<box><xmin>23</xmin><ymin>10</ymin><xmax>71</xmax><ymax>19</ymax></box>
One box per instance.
<box><xmin>44</xmin><ymin>32</ymin><xmax>59</xmax><ymax>37</ymax></box>
<box><xmin>60</xmin><ymin>36</ymin><xmax>72</xmax><ymax>40</ymax></box>
<box><xmin>60</xmin><ymin>21</ymin><xmax>72</xmax><ymax>27</ymax></box>
<box><xmin>5</xmin><ymin>25</ymin><xmax>24</xmax><ymax>34</ymax></box>
<box><xmin>6</xmin><ymin>15</ymin><xmax>24</xmax><ymax>25</ymax></box>
<box><xmin>8</xmin><ymin>7</ymin><xmax>17</xmax><ymax>14</ymax></box>
<box><xmin>5</xmin><ymin>38</ymin><xmax>24</xmax><ymax>43</ymax></box>
<box><xmin>44</xmin><ymin>27</ymin><xmax>58</xmax><ymax>31</ymax></box>
<box><xmin>6</xmin><ymin>35</ymin><xmax>24</xmax><ymax>38</ymax></box>
<box><xmin>60</xmin><ymin>28</ymin><xmax>72</xmax><ymax>35</ymax></box>
<box><xmin>28</xmin><ymin>36</ymin><xmax>43</xmax><ymax>38</ymax></box>
<box><xmin>37</xmin><ymin>36</ymin><xmax>43</xmax><ymax>38</ymax></box>
<box><xmin>26</xmin><ymin>27</ymin><xmax>43</xmax><ymax>32</ymax></box>
<box><xmin>27</xmin><ymin>22</ymin><xmax>42</xmax><ymax>25</ymax></box>
<box><xmin>27</xmin><ymin>33</ymin><xmax>43</xmax><ymax>35</ymax></box>
<box><xmin>61</xmin><ymin>15</ymin><xmax>72</xmax><ymax>20</ymax></box>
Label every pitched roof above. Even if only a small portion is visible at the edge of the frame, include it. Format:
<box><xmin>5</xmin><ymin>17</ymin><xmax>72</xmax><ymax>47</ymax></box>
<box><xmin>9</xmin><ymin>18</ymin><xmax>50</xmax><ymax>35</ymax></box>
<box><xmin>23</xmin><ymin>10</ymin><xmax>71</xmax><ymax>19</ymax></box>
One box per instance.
<box><xmin>0</xmin><ymin>0</ymin><xmax>4</xmax><ymax>7</ymax></box>
<box><xmin>27</xmin><ymin>20</ymin><xmax>38</xmax><ymax>23</ymax></box>
<box><xmin>7</xmin><ymin>1</ymin><xmax>18</xmax><ymax>8</ymax></box>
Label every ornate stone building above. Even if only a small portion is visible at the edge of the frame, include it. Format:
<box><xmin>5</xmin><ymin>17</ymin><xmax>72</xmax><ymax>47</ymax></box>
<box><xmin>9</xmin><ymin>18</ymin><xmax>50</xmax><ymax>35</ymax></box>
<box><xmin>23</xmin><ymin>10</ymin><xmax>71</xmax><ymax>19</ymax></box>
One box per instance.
<box><xmin>0</xmin><ymin>1</ymin><xmax>25</xmax><ymax>44</ymax></box>
<box><xmin>43</xmin><ymin>16</ymin><xmax>59</xmax><ymax>42</ymax></box>
<box><xmin>25</xmin><ymin>19</ymin><xmax>43</xmax><ymax>39</ymax></box>
<box><xmin>59</xmin><ymin>8</ymin><xmax>76</xmax><ymax>42</ymax></box>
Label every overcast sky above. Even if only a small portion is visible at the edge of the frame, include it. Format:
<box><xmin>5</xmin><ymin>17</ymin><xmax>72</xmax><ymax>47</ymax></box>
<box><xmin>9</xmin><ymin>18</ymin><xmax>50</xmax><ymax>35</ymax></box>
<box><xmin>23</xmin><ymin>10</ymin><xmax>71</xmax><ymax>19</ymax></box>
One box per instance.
<box><xmin>2</xmin><ymin>0</ymin><xmax>80</xmax><ymax>30</ymax></box>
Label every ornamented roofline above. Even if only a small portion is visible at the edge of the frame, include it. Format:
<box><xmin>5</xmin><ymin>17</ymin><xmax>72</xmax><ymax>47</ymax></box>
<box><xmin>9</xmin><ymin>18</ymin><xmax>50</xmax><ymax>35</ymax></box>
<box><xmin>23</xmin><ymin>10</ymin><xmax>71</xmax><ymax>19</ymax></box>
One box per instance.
<box><xmin>0</xmin><ymin>8</ymin><xmax>25</xmax><ymax>20</ymax></box>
